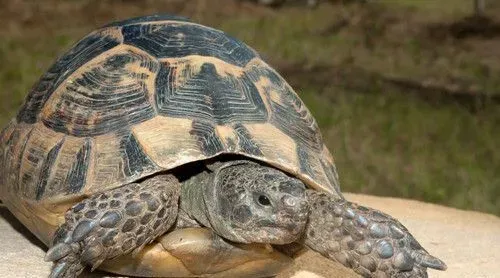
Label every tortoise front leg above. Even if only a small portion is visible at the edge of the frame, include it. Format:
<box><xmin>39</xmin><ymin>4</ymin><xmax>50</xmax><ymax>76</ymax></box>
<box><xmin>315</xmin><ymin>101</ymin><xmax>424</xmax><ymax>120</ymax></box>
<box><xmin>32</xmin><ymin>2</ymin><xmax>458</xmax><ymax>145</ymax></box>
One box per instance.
<box><xmin>303</xmin><ymin>191</ymin><xmax>446</xmax><ymax>278</ymax></box>
<box><xmin>45</xmin><ymin>175</ymin><xmax>180</xmax><ymax>278</ymax></box>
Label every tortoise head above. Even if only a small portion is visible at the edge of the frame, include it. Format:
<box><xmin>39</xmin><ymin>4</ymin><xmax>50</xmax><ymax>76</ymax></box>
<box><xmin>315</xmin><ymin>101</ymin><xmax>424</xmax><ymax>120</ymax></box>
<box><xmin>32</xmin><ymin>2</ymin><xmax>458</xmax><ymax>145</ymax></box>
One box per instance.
<box><xmin>203</xmin><ymin>160</ymin><xmax>309</xmax><ymax>244</ymax></box>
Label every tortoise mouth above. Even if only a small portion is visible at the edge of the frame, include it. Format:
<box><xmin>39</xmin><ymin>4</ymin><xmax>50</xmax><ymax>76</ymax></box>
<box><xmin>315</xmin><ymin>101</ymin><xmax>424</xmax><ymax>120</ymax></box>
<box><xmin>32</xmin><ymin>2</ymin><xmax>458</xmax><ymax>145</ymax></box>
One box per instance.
<box><xmin>259</xmin><ymin>219</ymin><xmax>304</xmax><ymax>232</ymax></box>
<box><xmin>244</xmin><ymin>219</ymin><xmax>305</xmax><ymax>245</ymax></box>
<box><xmin>258</xmin><ymin>226</ymin><xmax>302</xmax><ymax>245</ymax></box>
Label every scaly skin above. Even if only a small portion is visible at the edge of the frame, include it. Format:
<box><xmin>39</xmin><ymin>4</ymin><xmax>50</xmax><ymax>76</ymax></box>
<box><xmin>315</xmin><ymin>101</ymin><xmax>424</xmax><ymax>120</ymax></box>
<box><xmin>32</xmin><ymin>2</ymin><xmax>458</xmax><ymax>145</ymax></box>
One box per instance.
<box><xmin>304</xmin><ymin>191</ymin><xmax>447</xmax><ymax>278</ymax></box>
<box><xmin>186</xmin><ymin>160</ymin><xmax>446</xmax><ymax>277</ymax></box>
<box><xmin>45</xmin><ymin>175</ymin><xmax>180</xmax><ymax>278</ymax></box>
<box><xmin>45</xmin><ymin>160</ymin><xmax>310</xmax><ymax>277</ymax></box>
<box><xmin>182</xmin><ymin>160</ymin><xmax>310</xmax><ymax>245</ymax></box>
<box><xmin>45</xmin><ymin>160</ymin><xmax>446</xmax><ymax>278</ymax></box>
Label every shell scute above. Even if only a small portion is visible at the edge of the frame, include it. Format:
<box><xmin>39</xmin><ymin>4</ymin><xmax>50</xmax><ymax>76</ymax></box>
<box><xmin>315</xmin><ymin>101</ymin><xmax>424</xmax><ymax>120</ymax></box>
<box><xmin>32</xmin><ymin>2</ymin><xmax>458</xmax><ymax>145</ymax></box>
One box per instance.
<box><xmin>122</xmin><ymin>23</ymin><xmax>256</xmax><ymax>66</ymax></box>
<box><xmin>155</xmin><ymin>60</ymin><xmax>268</xmax><ymax>125</ymax></box>
<box><xmin>1</xmin><ymin>123</ymin><xmax>34</xmax><ymax>195</ymax></box>
<box><xmin>41</xmin><ymin>47</ymin><xmax>159</xmax><ymax>137</ymax></box>
<box><xmin>246</xmin><ymin>62</ymin><xmax>323</xmax><ymax>152</ymax></box>
<box><xmin>35</xmin><ymin>138</ymin><xmax>65</xmax><ymax>200</ymax></box>
<box><xmin>83</xmin><ymin>131</ymin><xmax>160</xmax><ymax>196</ymax></box>
<box><xmin>232</xmin><ymin>123</ymin><xmax>263</xmax><ymax>157</ymax></box>
<box><xmin>189</xmin><ymin>121</ymin><xmax>225</xmax><ymax>157</ymax></box>
<box><xmin>17</xmin><ymin>29</ymin><xmax>122</xmax><ymax>124</ymax></box>
<box><xmin>104</xmin><ymin>14</ymin><xmax>191</xmax><ymax>28</ymax></box>
<box><xmin>119</xmin><ymin>132</ymin><xmax>158</xmax><ymax>178</ymax></box>
<box><xmin>33</xmin><ymin>130</ymin><xmax>90</xmax><ymax>199</ymax></box>
<box><xmin>66</xmin><ymin>138</ymin><xmax>92</xmax><ymax>194</ymax></box>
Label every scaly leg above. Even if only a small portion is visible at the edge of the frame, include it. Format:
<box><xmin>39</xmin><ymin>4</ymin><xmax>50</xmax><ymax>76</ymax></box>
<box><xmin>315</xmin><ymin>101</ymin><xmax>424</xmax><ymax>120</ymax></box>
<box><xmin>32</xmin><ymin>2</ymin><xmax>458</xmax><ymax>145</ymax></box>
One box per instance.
<box><xmin>44</xmin><ymin>174</ymin><xmax>180</xmax><ymax>278</ymax></box>
<box><xmin>304</xmin><ymin>191</ymin><xmax>446</xmax><ymax>278</ymax></box>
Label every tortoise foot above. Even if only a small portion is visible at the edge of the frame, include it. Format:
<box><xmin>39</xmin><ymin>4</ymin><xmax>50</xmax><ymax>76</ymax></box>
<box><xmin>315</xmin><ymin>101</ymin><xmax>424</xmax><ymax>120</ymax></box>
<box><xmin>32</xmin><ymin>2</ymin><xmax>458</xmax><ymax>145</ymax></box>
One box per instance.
<box><xmin>304</xmin><ymin>191</ymin><xmax>446</xmax><ymax>278</ymax></box>
<box><xmin>100</xmin><ymin>227</ymin><xmax>293</xmax><ymax>277</ymax></box>
<box><xmin>45</xmin><ymin>175</ymin><xmax>180</xmax><ymax>278</ymax></box>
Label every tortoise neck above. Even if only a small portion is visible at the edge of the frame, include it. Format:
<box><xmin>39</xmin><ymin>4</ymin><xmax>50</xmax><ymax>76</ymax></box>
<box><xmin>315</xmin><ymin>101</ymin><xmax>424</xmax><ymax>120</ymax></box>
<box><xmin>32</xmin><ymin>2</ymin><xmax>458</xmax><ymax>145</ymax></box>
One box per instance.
<box><xmin>179</xmin><ymin>169</ymin><xmax>213</xmax><ymax>229</ymax></box>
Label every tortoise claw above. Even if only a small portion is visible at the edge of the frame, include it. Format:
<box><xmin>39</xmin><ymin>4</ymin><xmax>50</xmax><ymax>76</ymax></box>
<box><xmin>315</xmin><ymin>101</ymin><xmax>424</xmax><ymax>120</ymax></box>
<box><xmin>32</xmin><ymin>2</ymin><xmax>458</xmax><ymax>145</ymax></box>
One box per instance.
<box><xmin>48</xmin><ymin>259</ymin><xmax>85</xmax><ymax>278</ymax></box>
<box><xmin>45</xmin><ymin>243</ymin><xmax>72</xmax><ymax>262</ymax></box>
<box><xmin>48</xmin><ymin>261</ymin><xmax>68</xmax><ymax>278</ymax></box>
<box><xmin>412</xmin><ymin>250</ymin><xmax>447</xmax><ymax>270</ymax></box>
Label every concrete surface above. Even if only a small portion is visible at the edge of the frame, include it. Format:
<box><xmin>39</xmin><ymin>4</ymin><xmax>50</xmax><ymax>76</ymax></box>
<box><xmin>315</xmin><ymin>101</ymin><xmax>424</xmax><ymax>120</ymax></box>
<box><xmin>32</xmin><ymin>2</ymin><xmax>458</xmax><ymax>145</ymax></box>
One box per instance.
<box><xmin>0</xmin><ymin>193</ymin><xmax>499</xmax><ymax>278</ymax></box>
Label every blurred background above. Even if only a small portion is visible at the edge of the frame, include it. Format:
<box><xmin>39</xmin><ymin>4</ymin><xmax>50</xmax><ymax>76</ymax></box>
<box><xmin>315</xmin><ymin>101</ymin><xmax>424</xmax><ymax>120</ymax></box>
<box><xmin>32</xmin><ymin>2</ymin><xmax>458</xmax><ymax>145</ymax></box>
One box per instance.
<box><xmin>0</xmin><ymin>0</ymin><xmax>499</xmax><ymax>215</ymax></box>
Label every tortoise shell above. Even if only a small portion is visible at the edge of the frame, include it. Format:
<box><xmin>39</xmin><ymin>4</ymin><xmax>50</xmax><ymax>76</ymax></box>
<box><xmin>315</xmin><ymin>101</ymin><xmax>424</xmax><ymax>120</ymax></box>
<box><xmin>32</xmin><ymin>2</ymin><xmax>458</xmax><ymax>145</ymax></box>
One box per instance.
<box><xmin>0</xmin><ymin>15</ymin><xmax>341</xmax><ymax>206</ymax></box>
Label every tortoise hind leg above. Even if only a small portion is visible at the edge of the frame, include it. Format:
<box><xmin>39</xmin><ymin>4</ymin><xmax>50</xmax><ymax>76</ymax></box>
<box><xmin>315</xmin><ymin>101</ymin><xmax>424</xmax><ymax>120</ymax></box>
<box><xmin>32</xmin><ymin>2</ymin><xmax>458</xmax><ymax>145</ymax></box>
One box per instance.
<box><xmin>45</xmin><ymin>174</ymin><xmax>180</xmax><ymax>278</ymax></box>
<box><xmin>303</xmin><ymin>191</ymin><xmax>446</xmax><ymax>277</ymax></box>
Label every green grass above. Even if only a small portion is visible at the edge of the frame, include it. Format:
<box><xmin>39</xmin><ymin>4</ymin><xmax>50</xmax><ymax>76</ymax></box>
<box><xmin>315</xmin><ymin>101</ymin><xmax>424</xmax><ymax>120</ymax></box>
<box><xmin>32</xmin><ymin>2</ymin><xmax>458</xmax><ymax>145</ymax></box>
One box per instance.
<box><xmin>0</xmin><ymin>36</ymin><xmax>74</xmax><ymax>126</ymax></box>
<box><xmin>1</xmin><ymin>0</ymin><xmax>499</xmax><ymax>215</ymax></box>
<box><xmin>378</xmin><ymin>0</ymin><xmax>472</xmax><ymax>14</ymax></box>
<box><xmin>296</xmin><ymin>75</ymin><xmax>500</xmax><ymax>214</ymax></box>
<box><xmin>315</xmin><ymin>88</ymin><xmax>500</xmax><ymax>214</ymax></box>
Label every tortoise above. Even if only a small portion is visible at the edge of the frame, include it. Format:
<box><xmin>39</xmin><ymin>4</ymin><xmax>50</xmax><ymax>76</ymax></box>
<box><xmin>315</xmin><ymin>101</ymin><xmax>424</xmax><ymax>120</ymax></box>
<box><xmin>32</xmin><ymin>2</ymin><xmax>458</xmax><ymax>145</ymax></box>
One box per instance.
<box><xmin>0</xmin><ymin>14</ymin><xmax>447</xmax><ymax>278</ymax></box>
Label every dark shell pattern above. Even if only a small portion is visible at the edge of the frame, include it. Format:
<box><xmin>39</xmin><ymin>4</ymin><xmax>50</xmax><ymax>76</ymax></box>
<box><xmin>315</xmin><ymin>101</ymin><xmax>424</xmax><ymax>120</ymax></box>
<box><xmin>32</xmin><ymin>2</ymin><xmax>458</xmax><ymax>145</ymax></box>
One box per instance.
<box><xmin>0</xmin><ymin>15</ymin><xmax>341</xmax><ymax>203</ymax></box>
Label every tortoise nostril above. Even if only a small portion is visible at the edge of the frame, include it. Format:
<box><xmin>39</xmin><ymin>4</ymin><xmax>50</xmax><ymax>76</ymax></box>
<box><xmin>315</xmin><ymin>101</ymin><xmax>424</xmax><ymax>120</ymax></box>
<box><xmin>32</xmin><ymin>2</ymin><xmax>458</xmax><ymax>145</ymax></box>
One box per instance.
<box><xmin>282</xmin><ymin>196</ymin><xmax>297</xmax><ymax>207</ymax></box>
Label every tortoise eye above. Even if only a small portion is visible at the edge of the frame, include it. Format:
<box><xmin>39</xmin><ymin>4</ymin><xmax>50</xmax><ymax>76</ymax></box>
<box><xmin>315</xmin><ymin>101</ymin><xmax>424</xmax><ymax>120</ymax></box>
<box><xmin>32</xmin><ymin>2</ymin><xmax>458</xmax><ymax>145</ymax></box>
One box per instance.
<box><xmin>257</xmin><ymin>195</ymin><xmax>271</xmax><ymax>206</ymax></box>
